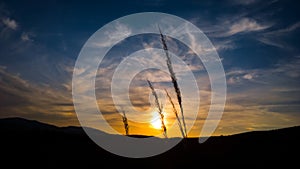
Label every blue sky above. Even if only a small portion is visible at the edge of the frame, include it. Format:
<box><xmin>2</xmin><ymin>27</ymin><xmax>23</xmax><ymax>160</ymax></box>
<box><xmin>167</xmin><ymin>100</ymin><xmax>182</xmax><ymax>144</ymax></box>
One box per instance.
<box><xmin>0</xmin><ymin>0</ymin><xmax>300</xmax><ymax>136</ymax></box>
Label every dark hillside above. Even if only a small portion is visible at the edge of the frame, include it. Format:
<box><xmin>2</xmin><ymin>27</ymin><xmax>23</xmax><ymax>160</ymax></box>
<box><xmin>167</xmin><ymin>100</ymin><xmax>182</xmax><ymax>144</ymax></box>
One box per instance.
<box><xmin>0</xmin><ymin>118</ymin><xmax>298</xmax><ymax>168</ymax></box>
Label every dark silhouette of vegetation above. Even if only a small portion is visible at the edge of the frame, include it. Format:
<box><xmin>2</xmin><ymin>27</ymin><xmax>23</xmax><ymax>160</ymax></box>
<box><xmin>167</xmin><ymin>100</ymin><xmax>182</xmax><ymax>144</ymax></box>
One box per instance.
<box><xmin>158</xmin><ymin>26</ymin><xmax>187</xmax><ymax>137</ymax></box>
<box><xmin>121</xmin><ymin>110</ymin><xmax>129</xmax><ymax>135</ymax></box>
<box><xmin>147</xmin><ymin>79</ymin><xmax>167</xmax><ymax>138</ymax></box>
<box><xmin>165</xmin><ymin>89</ymin><xmax>185</xmax><ymax>138</ymax></box>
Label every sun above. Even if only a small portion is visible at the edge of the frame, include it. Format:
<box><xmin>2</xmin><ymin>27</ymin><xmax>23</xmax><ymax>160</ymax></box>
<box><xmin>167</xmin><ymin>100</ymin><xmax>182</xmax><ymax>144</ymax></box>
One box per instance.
<box><xmin>151</xmin><ymin>111</ymin><xmax>167</xmax><ymax>129</ymax></box>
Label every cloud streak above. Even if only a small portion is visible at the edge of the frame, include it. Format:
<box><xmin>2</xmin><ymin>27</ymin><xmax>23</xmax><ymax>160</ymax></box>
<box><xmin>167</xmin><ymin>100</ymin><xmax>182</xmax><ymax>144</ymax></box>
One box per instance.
<box><xmin>21</xmin><ymin>32</ymin><xmax>34</xmax><ymax>42</ymax></box>
<box><xmin>0</xmin><ymin>66</ymin><xmax>77</xmax><ymax>126</ymax></box>
<box><xmin>91</xmin><ymin>22</ymin><xmax>132</xmax><ymax>48</ymax></box>
<box><xmin>2</xmin><ymin>17</ymin><xmax>17</xmax><ymax>30</ymax></box>
<box><xmin>226</xmin><ymin>18</ymin><xmax>270</xmax><ymax>36</ymax></box>
<box><xmin>259</xmin><ymin>22</ymin><xmax>300</xmax><ymax>49</ymax></box>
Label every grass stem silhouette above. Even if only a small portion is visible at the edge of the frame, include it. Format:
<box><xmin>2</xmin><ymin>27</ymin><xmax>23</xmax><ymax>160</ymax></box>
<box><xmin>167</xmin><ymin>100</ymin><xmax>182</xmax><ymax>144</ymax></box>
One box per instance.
<box><xmin>165</xmin><ymin>89</ymin><xmax>185</xmax><ymax>138</ymax></box>
<box><xmin>121</xmin><ymin>110</ymin><xmax>129</xmax><ymax>136</ymax></box>
<box><xmin>158</xmin><ymin>26</ymin><xmax>187</xmax><ymax>137</ymax></box>
<box><xmin>147</xmin><ymin>80</ymin><xmax>167</xmax><ymax>138</ymax></box>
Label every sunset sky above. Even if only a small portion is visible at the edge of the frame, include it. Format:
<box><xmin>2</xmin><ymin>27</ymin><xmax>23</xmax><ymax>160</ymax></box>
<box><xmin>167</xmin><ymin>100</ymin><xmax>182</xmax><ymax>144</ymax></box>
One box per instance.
<box><xmin>0</xmin><ymin>0</ymin><xmax>300</xmax><ymax>137</ymax></box>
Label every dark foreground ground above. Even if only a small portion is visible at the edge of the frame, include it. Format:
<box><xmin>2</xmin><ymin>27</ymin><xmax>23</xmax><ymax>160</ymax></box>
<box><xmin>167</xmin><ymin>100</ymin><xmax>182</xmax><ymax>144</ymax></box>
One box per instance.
<box><xmin>0</xmin><ymin>117</ymin><xmax>299</xmax><ymax>168</ymax></box>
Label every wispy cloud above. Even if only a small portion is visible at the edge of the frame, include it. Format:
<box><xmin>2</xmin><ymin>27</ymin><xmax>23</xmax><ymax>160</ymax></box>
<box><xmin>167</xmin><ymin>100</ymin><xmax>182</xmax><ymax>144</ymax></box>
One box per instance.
<box><xmin>225</xmin><ymin>18</ymin><xmax>270</xmax><ymax>36</ymax></box>
<box><xmin>0</xmin><ymin>66</ymin><xmax>77</xmax><ymax>126</ymax></box>
<box><xmin>191</xmin><ymin>15</ymin><xmax>272</xmax><ymax>53</ymax></box>
<box><xmin>212</xmin><ymin>56</ymin><xmax>300</xmax><ymax>135</ymax></box>
<box><xmin>271</xmin><ymin>22</ymin><xmax>300</xmax><ymax>34</ymax></box>
<box><xmin>226</xmin><ymin>56</ymin><xmax>300</xmax><ymax>108</ymax></box>
<box><xmin>213</xmin><ymin>39</ymin><xmax>236</xmax><ymax>52</ymax></box>
<box><xmin>2</xmin><ymin>17</ymin><xmax>17</xmax><ymax>30</ymax></box>
<box><xmin>195</xmin><ymin>15</ymin><xmax>272</xmax><ymax>38</ymax></box>
<box><xmin>259</xmin><ymin>22</ymin><xmax>300</xmax><ymax>49</ymax></box>
<box><xmin>21</xmin><ymin>32</ymin><xmax>34</xmax><ymax>41</ymax></box>
<box><xmin>226</xmin><ymin>69</ymin><xmax>261</xmax><ymax>85</ymax></box>
<box><xmin>91</xmin><ymin>22</ymin><xmax>132</xmax><ymax>48</ymax></box>
<box><xmin>273</xmin><ymin>56</ymin><xmax>300</xmax><ymax>78</ymax></box>
<box><xmin>226</xmin><ymin>55</ymin><xmax>300</xmax><ymax>85</ymax></box>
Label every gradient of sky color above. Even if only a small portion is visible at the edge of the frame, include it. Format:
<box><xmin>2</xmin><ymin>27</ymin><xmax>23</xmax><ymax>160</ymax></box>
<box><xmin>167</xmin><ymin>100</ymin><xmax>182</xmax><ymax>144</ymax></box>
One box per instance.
<box><xmin>0</xmin><ymin>0</ymin><xmax>300</xmax><ymax>137</ymax></box>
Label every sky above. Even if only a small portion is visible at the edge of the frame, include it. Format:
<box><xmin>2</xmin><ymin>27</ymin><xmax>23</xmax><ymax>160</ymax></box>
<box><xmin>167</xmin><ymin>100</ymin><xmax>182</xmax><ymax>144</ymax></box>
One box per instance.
<box><xmin>0</xmin><ymin>0</ymin><xmax>300</xmax><ymax>137</ymax></box>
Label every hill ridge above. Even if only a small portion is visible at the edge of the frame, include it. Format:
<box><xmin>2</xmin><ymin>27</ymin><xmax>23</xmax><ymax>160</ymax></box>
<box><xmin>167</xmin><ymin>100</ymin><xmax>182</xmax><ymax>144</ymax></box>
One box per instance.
<box><xmin>1</xmin><ymin>117</ymin><xmax>299</xmax><ymax>138</ymax></box>
<box><xmin>0</xmin><ymin>117</ymin><xmax>299</xmax><ymax>168</ymax></box>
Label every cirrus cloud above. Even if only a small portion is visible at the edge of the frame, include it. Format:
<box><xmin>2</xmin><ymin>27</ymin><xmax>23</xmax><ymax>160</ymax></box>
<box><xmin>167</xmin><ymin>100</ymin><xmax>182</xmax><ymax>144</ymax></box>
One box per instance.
<box><xmin>226</xmin><ymin>18</ymin><xmax>270</xmax><ymax>36</ymax></box>
<box><xmin>2</xmin><ymin>17</ymin><xmax>17</xmax><ymax>30</ymax></box>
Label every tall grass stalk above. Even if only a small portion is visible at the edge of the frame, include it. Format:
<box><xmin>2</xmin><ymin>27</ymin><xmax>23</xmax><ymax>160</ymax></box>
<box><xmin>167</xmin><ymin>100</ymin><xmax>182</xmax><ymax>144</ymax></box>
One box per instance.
<box><xmin>158</xmin><ymin>26</ymin><xmax>187</xmax><ymax>138</ymax></box>
<box><xmin>165</xmin><ymin>89</ymin><xmax>185</xmax><ymax>138</ymax></box>
<box><xmin>122</xmin><ymin>110</ymin><xmax>129</xmax><ymax>136</ymax></box>
<box><xmin>147</xmin><ymin>80</ymin><xmax>167</xmax><ymax>138</ymax></box>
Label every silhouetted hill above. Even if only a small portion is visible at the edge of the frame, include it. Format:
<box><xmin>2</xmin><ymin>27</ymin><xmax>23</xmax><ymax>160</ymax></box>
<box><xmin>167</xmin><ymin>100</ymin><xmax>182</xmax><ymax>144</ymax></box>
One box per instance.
<box><xmin>0</xmin><ymin>117</ymin><xmax>58</xmax><ymax>131</ymax></box>
<box><xmin>0</xmin><ymin>117</ymin><xmax>299</xmax><ymax>169</ymax></box>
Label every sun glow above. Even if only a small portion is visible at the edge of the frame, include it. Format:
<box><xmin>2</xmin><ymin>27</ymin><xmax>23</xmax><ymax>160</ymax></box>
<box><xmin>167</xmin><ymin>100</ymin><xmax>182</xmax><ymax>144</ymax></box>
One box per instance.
<box><xmin>151</xmin><ymin>111</ymin><xmax>167</xmax><ymax>129</ymax></box>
